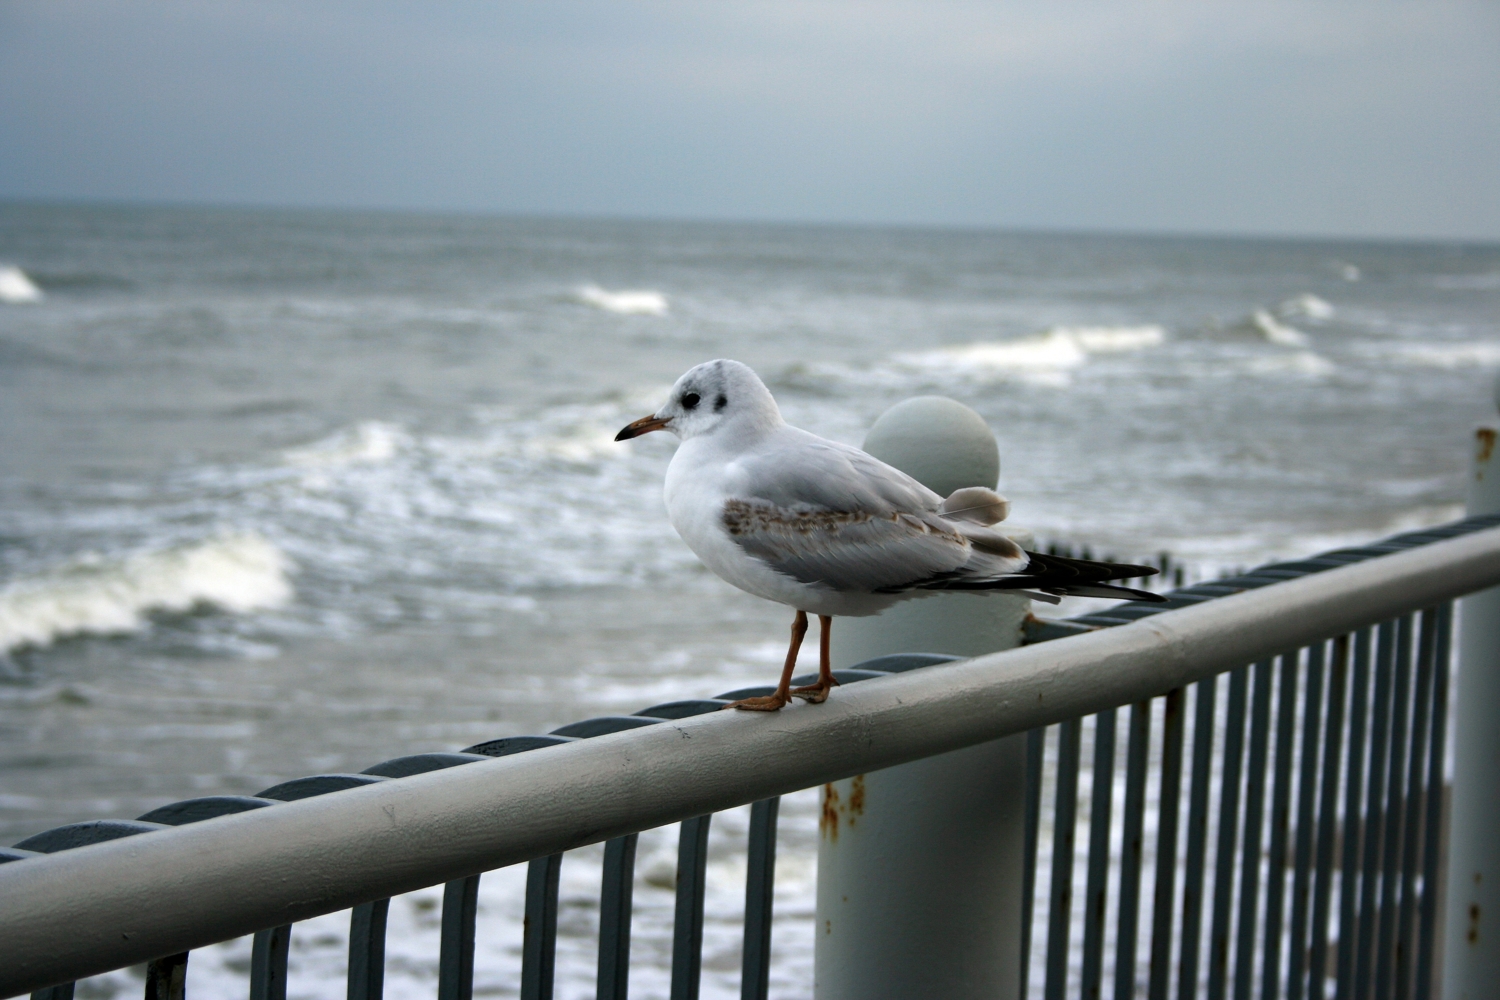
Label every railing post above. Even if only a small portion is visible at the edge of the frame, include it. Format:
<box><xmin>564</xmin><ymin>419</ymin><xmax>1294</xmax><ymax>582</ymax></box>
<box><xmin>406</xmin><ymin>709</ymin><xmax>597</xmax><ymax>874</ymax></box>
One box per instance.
<box><xmin>814</xmin><ymin>397</ymin><xmax>1029</xmax><ymax>1000</ymax></box>
<box><xmin>1443</xmin><ymin>406</ymin><xmax>1500</xmax><ymax>999</ymax></box>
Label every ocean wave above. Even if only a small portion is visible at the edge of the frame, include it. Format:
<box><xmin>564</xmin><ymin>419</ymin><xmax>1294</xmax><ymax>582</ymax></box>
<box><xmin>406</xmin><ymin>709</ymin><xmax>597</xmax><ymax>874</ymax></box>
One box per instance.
<box><xmin>1431</xmin><ymin>272</ymin><xmax>1500</xmax><ymax>291</ymax></box>
<box><xmin>284</xmin><ymin>421</ymin><xmax>411</xmax><ymax>467</ymax></box>
<box><xmin>1392</xmin><ymin>342</ymin><xmax>1500</xmax><ymax>369</ymax></box>
<box><xmin>254</xmin><ymin>391</ymin><xmax>694</xmax><ymax>600</ymax></box>
<box><xmin>891</xmin><ymin>325</ymin><xmax>1165</xmax><ymax>382</ymax></box>
<box><xmin>23</xmin><ymin>270</ymin><xmax>134</xmax><ymax>292</ymax></box>
<box><xmin>1241</xmin><ymin>309</ymin><xmax>1309</xmax><ymax>347</ymax></box>
<box><xmin>576</xmin><ymin>285</ymin><xmax>669</xmax><ymax>316</ymax></box>
<box><xmin>0</xmin><ymin>534</ymin><xmax>293</xmax><ymax>654</ymax></box>
<box><xmin>0</xmin><ymin>335</ymin><xmax>74</xmax><ymax>371</ymax></box>
<box><xmin>1278</xmin><ymin>294</ymin><xmax>1334</xmax><ymax>323</ymax></box>
<box><xmin>516</xmin><ymin>421</ymin><xmax>627</xmax><ymax>464</ymax></box>
<box><xmin>431</xmin><ymin>397</ymin><xmax>664</xmax><ymax>467</ymax></box>
<box><xmin>0</xmin><ymin>266</ymin><xmax>44</xmax><ymax>305</ymax></box>
<box><xmin>1243</xmin><ymin>351</ymin><xmax>1336</xmax><ymax>378</ymax></box>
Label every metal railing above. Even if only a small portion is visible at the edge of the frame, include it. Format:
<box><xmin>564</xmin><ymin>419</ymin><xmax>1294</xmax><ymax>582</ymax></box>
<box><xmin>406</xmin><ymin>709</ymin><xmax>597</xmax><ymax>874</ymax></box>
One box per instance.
<box><xmin>1020</xmin><ymin>532</ymin><xmax>1478</xmax><ymax>999</ymax></box>
<box><xmin>2</xmin><ymin>515</ymin><xmax>1500</xmax><ymax>999</ymax></box>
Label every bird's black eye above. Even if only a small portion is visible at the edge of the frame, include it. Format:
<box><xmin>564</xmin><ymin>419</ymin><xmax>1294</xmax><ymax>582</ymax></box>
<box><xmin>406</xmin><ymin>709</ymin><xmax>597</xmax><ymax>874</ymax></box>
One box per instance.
<box><xmin>681</xmin><ymin>392</ymin><xmax>700</xmax><ymax>410</ymax></box>
<box><xmin>715</xmin><ymin>394</ymin><xmax>727</xmax><ymax>411</ymax></box>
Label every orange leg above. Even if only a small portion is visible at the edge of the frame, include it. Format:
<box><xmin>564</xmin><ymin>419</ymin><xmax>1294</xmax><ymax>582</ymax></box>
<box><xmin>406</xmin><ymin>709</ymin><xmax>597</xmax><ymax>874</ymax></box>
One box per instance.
<box><xmin>791</xmin><ymin>615</ymin><xmax>839</xmax><ymax>703</ymax></box>
<box><xmin>725</xmin><ymin>610</ymin><xmax>808</xmax><ymax>711</ymax></box>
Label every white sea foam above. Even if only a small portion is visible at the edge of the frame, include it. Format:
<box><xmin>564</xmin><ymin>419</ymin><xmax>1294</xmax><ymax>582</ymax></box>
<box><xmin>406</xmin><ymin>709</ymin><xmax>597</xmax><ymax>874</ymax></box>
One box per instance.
<box><xmin>1244</xmin><ymin>351</ymin><xmax>1336</xmax><ymax>378</ymax></box>
<box><xmin>1341</xmin><ymin>263</ymin><xmax>1361</xmax><ymax>282</ymax></box>
<box><xmin>467</xmin><ymin>396</ymin><xmax>667</xmax><ymax>465</ymax></box>
<box><xmin>520</xmin><ymin>424</ymin><xmax>624</xmax><ymax>463</ymax></box>
<box><xmin>0</xmin><ymin>266</ymin><xmax>44</xmax><ymax>304</ymax></box>
<box><xmin>1246</xmin><ymin>309</ymin><xmax>1309</xmax><ymax>347</ymax></box>
<box><xmin>577</xmin><ymin>284</ymin><xmax>669</xmax><ymax>316</ymax></box>
<box><xmin>1393</xmin><ymin>342</ymin><xmax>1500</xmax><ymax>369</ymax></box>
<box><xmin>258</xmin><ymin>392</ymin><xmax>692</xmax><ymax>598</ymax></box>
<box><xmin>1278</xmin><ymin>294</ymin><xmax>1334</xmax><ymax>322</ymax></box>
<box><xmin>0</xmin><ymin>534</ymin><xmax>293</xmax><ymax>654</ymax></box>
<box><xmin>1062</xmin><ymin>325</ymin><xmax>1166</xmax><ymax>352</ymax></box>
<box><xmin>284</xmin><ymin>421</ymin><xmax>410</xmax><ymax>467</ymax></box>
<box><xmin>892</xmin><ymin>325</ymin><xmax>1165</xmax><ymax>384</ymax></box>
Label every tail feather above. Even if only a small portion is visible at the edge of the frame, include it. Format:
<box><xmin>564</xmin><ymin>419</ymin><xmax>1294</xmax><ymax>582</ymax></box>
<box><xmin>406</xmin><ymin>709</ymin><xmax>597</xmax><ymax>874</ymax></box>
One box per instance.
<box><xmin>1043</xmin><ymin>582</ymin><xmax>1165</xmax><ymax>602</ymax></box>
<box><xmin>917</xmin><ymin>550</ymin><xmax>1168</xmax><ymax>604</ymax></box>
<box><xmin>1024</xmin><ymin>551</ymin><xmax>1158</xmax><ymax>584</ymax></box>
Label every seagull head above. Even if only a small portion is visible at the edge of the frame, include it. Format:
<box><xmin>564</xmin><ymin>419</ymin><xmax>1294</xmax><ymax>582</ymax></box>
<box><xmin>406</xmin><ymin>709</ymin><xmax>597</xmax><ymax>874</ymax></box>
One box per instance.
<box><xmin>616</xmin><ymin>359</ymin><xmax>783</xmax><ymax>443</ymax></box>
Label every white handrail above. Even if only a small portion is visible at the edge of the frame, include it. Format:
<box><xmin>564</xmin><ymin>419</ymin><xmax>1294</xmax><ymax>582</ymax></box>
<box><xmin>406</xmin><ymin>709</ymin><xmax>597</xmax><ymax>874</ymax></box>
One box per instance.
<box><xmin>3</xmin><ymin>526</ymin><xmax>1500</xmax><ymax>996</ymax></box>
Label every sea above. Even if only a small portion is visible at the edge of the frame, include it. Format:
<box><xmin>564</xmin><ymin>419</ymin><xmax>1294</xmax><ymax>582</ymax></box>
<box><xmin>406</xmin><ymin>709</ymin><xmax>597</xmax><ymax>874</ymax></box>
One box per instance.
<box><xmin>2</xmin><ymin>202</ymin><xmax>1498</xmax><ymax>999</ymax></box>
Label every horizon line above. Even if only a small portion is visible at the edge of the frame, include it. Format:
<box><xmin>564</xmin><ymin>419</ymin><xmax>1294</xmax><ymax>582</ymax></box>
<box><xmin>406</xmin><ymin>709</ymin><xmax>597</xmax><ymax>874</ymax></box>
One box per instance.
<box><xmin>2</xmin><ymin>194</ymin><xmax>1498</xmax><ymax>252</ymax></box>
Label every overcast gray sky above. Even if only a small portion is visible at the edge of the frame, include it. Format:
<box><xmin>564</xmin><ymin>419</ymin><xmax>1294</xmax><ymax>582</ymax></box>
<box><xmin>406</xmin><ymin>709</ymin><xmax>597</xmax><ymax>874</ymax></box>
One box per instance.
<box><xmin>2</xmin><ymin>1</ymin><xmax>1498</xmax><ymax>241</ymax></box>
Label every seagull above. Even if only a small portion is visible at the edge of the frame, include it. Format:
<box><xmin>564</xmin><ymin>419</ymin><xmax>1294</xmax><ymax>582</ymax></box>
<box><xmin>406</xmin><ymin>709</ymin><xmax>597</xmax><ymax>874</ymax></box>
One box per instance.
<box><xmin>616</xmin><ymin>359</ymin><xmax>1165</xmax><ymax>711</ymax></box>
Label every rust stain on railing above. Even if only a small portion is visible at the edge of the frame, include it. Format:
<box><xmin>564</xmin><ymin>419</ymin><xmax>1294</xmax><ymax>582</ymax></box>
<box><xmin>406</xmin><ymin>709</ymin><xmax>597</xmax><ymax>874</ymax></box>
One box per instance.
<box><xmin>820</xmin><ymin>775</ymin><xmax>866</xmax><ymax>842</ymax></box>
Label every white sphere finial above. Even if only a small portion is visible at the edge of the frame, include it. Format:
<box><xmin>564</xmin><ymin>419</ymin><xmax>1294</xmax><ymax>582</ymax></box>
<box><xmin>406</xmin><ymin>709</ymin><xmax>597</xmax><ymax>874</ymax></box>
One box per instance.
<box><xmin>861</xmin><ymin>396</ymin><xmax>1000</xmax><ymax>496</ymax></box>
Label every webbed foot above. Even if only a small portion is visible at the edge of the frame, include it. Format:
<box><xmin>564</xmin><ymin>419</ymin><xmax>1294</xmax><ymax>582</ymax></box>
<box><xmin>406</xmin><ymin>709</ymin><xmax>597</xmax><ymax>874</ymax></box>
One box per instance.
<box><xmin>723</xmin><ymin>693</ymin><xmax>791</xmax><ymax>712</ymax></box>
<box><xmin>790</xmin><ymin>677</ymin><xmax>839</xmax><ymax>704</ymax></box>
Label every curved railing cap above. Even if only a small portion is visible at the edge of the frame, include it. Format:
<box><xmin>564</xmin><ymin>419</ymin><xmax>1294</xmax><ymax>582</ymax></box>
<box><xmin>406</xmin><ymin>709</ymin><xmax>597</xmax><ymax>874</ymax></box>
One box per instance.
<box><xmin>462</xmin><ymin>734</ymin><xmax>578</xmax><ymax>757</ymax></box>
<box><xmin>550</xmin><ymin>716</ymin><xmax>662</xmax><ymax>738</ymax></box>
<box><xmin>13</xmin><ymin>820</ymin><xmax>168</xmax><ymax>854</ymax></box>
<box><xmin>633</xmin><ymin>700</ymin><xmax>730</xmax><ymax>719</ymax></box>
<box><xmin>256</xmin><ymin>774</ymin><xmax>388</xmax><ymax>802</ymax></box>
<box><xmin>137</xmin><ymin>796</ymin><xmax>280</xmax><ymax>826</ymax></box>
<box><xmin>363</xmin><ymin>753</ymin><xmax>491</xmax><ymax>778</ymax></box>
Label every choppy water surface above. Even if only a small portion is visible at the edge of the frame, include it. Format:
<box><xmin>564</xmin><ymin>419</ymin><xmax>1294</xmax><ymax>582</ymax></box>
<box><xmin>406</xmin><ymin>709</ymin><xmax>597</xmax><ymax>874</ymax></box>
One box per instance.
<box><xmin>2</xmin><ymin>204</ymin><xmax>1497</xmax><ymax>998</ymax></box>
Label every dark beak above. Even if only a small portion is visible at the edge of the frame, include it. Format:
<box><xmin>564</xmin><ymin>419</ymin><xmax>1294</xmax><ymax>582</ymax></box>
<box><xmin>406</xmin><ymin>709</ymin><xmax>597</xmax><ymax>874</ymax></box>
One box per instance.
<box><xmin>615</xmin><ymin>414</ymin><xmax>672</xmax><ymax>441</ymax></box>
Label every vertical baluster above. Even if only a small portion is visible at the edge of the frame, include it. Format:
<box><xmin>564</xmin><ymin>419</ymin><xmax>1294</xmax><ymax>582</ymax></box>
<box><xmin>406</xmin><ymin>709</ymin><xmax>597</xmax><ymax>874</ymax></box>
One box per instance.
<box><xmin>438</xmin><ymin>876</ymin><xmax>480</xmax><ymax>1000</ymax></box>
<box><xmin>1234</xmin><ymin>661</ymin><xmax>1276</xmax><ymax>1000</ymax></box>
<box><xmin>1083</xmin><ymin>709</ymin><xmax>1118</xmax><ymax>1000</ymax></box>
<box><xmin>1415</xmin><ymin>603</ymin><xmax>1452</xmax><ymax>1000</ymax></box>
<box><xmin>1376</xmin><ymin>617</ymin><xmax>1416</xmax><ymax>1000</ymax></box>
<box><xmin>1209</xmin><ymin>667</ymin><xmax>1251</xmax><ymax>1000</ymax></box>
<box><xmin>144</xmin><ymin>953</ymin><xmax>188</xmax><ymax>1000</ymax></box>
<box><xmin>1114</xmin><ymin>700</ymin><xmax>1153</xmax><ymax>1000</ymax></box>
<box><xmin>597</xmin><ymin>835</ymin><xmax>640</xmax><ymax>1000</ymax></box>
<box><xmin>348</xmin><ymin>901</ymin><xmax>389</xmax><ymax>1000</ymax></box>
<box><xmin>1149</xmin><ymin>689</ymin><xmax>1187</xmax><ymax>1000</ymax></box>
<box><xmin>1045</xmin><ymin>718</ymin><xmax>1083</xmax><ymax>1000</ymax></box>
<box><xmin>1354</xmin><ymin>621</ymin><xmax>1398</xmax><ymax>1000</ymax></box>
<box><xmin>1022</xmin><ymin>726</ymin><xmax>1046</xmax><ymax>997</ymax></box>
<box><xmin>1179</xmin><ymin>679</ymin><xmax>1218</xmax><ymax>1000</ymax></box>
<box><xmin>1287</xmin><ymin>641</ymin><xmax>1327</xmax><ymax>1000</ymax></box>
<box><xmin>671</xmin><ymin>815</ymin><xmax>713</xmax><ymax>1000</ymax></box>
<box><xmin>741</xmin><ymin>798</ymin><xmax>780</xmax><ymax>1000</ymax></box>
<box><xmin>1311</xmin><ymin>637</ymin><xmax>1352</xmax><ymax>1000</ymax></box>
<box><xmin>1333</xmin><ymin>630</ymin><xmax>1371</xmax><ymax>1000</ymax></box>
<box><xmin>521</xmin><ymin>855</ymin><xmax>562</xmax><ymax>1000</ymax></box>
<box><xmin>1263</xmin><ymin>653</ymin><xmax>1302</xmax><ymax>1000</ymax></box>
<box><xmin>1394</xmin><ymin>610</ymin><xmax>1437</xmax><ymax>1000</ymax></box>
<box><xmin>249</xmin><ymin>925</ymin><xmax>291</xmax><ymax>1000</ymax></box>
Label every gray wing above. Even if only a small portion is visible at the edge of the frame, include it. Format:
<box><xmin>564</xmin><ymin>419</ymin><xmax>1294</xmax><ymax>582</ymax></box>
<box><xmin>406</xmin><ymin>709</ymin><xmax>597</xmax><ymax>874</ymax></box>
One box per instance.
<box><xmin>734</xmin><ymin>429</ymin><xmax>944</xmax><ymax>515</ymax></box>
<box><xmin>723</xmin><ymin>431</ymin><xmax>1023</xmax><ymax>593</ymax></box>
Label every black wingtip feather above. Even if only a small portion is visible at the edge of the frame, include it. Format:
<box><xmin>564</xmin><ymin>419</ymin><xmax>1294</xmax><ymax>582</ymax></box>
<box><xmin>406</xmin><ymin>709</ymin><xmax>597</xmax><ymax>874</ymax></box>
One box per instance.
<box><xmin>915</xmin><ymin>550</ymin><xmax>1167</xmax><ymax>602</ymax></box>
